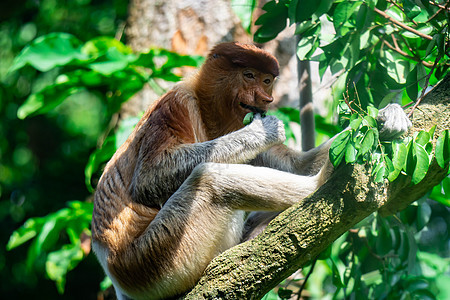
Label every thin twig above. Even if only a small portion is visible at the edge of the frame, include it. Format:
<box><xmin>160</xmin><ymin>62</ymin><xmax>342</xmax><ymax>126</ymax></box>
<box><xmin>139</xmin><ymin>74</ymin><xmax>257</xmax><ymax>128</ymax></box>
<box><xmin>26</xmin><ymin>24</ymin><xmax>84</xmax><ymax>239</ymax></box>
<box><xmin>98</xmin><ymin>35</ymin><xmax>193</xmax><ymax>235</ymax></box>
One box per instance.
<box><xmin>427</xmin><ymin>8</ymin><xmax>444</xmax><ymax>23</ymax></box>
<box><xmin>391</xmin><ymin>34</ymin><xmax>400</xmax><ymax>50</ymax></box>
<box><xmin>374</xmin><ymin>7</ymin><xmax>433</xmax><ymax>40</ymax></box>
<box><xmin>407</xmin><ymin>53</ymin><xmax>443</xmax><ymax>117</ymax></box>
<box><xmin>387</xmin><ymin>0</ymin><xmax>419</xmax><ymax>26</ymax></box>
<box><xmin>429</xmin><ymin>0</ymin><xmax>450</xmax><ymax>11</ymax></box>
<box><xmin>296</xmin><ymin>258</ymin><xmax>317</xmax><ymax>300</ymax></box>
<box><xmin>382</xmin><ymin>39</ymin><xmax>434</xmax><ymax>68</ymax></box>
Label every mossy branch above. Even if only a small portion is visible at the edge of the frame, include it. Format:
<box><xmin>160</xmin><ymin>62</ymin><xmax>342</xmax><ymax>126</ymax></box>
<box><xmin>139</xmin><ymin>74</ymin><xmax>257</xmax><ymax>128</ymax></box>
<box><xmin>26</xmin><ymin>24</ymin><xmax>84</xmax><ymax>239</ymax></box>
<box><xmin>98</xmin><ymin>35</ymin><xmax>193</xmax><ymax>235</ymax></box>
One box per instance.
<box><xmin>185</xmin><ymin>75</ymin><xmax>450</xmax><ymax>299</ymax></box>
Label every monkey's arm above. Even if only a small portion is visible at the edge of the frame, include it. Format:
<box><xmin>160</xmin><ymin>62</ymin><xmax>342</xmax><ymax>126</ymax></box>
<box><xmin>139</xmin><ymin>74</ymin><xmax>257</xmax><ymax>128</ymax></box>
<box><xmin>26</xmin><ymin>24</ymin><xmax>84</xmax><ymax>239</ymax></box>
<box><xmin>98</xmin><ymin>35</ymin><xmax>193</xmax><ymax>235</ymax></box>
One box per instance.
<box><xmin>131</xmin><ymin>114</ymin><xmax>286</xmax><ymax>205</ymax></box>
<box><xmin>251</xmin><ymin>103</ymin><xmax>411</xmax><ymax>176</ymax></box>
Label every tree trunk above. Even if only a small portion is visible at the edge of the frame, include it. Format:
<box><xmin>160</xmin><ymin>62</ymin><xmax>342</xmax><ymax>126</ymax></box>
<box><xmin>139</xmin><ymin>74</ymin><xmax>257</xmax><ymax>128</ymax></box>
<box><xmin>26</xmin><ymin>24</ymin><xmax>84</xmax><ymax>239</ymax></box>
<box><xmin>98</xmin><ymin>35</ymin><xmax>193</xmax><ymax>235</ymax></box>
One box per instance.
<box><xmin>124</xmin><ymin>0</ymin><xmax>303</xmax><ymax>121</ymax></box>
<box><xmin>184</xmin><ymin>75</ymin><xmax>450</xmax><ymax>299</ymax></box>
<box><xmin>297</xmin><ymin>53</ymin><xmax>315</xmax><ymax>151</ymax></box>
<box><xmin>123</xmin><ymin>0</ymin><xmax>248</xmax><ymax>118</ymax></box>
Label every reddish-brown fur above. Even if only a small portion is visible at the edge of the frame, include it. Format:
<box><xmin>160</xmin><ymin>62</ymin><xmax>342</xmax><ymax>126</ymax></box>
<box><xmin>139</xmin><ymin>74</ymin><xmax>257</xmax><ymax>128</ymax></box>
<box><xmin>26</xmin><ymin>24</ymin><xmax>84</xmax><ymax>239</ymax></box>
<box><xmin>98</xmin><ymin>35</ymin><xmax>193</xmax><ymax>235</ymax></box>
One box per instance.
<box><xmin>91</xmin><ymin>42</ymin><xmax>410</xmax><ymax>300</ymax></box>
<box><xmin>92</xmin><ymin>42</ymin><xmax>280</xmax><ymax>297</ymax></box>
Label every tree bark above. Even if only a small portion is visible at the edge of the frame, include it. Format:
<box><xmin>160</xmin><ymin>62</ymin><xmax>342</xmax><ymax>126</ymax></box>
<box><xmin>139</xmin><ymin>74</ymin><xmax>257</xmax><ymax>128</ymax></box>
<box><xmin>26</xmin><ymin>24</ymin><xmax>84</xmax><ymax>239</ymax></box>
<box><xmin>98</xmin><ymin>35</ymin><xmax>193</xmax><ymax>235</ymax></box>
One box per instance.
<box><xmin>184</xmin><ymin>76</ymin><xmax>450</xmax><ymax>299</ymax></box>
<box><xmin>123</xmin><ymin>0</ymin><xmax>247</xmax><ymax>119</ymax></box>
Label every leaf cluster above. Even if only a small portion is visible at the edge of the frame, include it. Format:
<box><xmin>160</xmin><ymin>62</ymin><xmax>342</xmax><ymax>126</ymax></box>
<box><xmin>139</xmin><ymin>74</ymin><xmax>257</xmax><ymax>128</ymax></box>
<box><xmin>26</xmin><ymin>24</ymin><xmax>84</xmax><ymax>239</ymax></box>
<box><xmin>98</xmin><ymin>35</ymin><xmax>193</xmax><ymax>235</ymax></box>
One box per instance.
<box><xmin>6</xmin><ymin>201</ymin><xmax>93</xmax><ymax>294</ymax></box>
<box><xmin>12</xmin><ymin>33</ymin><xmax>203</xmax><ymax>120</ymax></box>
<box><xmin>330</xmin><ymin>103</ymin><xmax>450</xmax><ymax>194</ymax></box>
<box><xmin>252</xmin><ymin>0</ymin><xmax>449</xmax><ymax>108</ymax></box>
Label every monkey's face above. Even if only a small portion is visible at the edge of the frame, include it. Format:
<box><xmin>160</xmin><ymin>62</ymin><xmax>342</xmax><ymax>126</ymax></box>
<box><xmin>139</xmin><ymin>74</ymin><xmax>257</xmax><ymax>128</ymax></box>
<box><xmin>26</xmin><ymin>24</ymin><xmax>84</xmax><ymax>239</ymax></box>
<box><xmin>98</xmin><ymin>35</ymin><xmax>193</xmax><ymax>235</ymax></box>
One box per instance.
<box><xmin>237</xmin><ymin>68</ymin><xmax>275</xmax><ymax>119</ymax></box>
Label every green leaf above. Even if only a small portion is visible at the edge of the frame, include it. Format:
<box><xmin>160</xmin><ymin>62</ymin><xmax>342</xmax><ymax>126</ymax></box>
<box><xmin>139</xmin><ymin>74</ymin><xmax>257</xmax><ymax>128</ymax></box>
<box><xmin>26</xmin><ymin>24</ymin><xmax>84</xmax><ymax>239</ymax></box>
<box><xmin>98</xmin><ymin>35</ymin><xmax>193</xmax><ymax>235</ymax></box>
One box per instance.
<box><xmin>46</xmin><ymin>242</ymin><xmax>84</xmax><ymax>294</ymax></box>
<box><xmin>330</xmin><ymin>130</ymin><xmax>351</xmax><ymax>167</ymax></box>
<box><xmin>231</xmin><ymin>0</ymin><xmax>257</xmax><ymax>33</ymax></box>
<box><xmin>277</xmin><ymin>287</ymin><xmax>293</xmax><ymax>299</ymax></box>
<box><xmin>403</xmin><ymin>1</ymin><xmax>421</xmax><ymax>19</ymax></box>
<box><xmin>392</xmin><ymin>140</ymin><xmax>408</xmax><ymax>170</ymax></box>
<box><xmin>7</xmin><ymin>218</ymin><xmax>45</xmax><ymax>250</ymax></box>
<box><xmin>100</xmin><ymin>276</ymin><xmax>113</xmax><ymax>291</ymax></box>
<box><xmin>360</xmin><ymin>129</ymin><xmax>375</xmax><ymax>156</ymax></box>
<box><xmin>243</xmin><ymin>112</ymin><xmax>255</xmax><ymax>125</ymax></box>
<box><xmin>415</xmin><ymin>130</ymin><xmax>431</xmax><ymax>147</ymax></box>
<box><xmin>381</xmin><ymin>50</ymin><xmax>409</xmax><ymax>84</ymax></box>
<box><xmin>296</xmin><ymin>24</ymin><xmax>321</xmax><ymax>60</ymax></box>
<box><xmin>17</xmin><ymin>83</ymin><xmax>81</xmax><ymax>119</ymax></box>
<box><xmin>388</xmin><ymin>140</ymin><xmax>407</xmax><ymax>181</ymax></box>
<box><xmin>10</xmin><ymin>33</ymin><xmax>87</xmax><ymax>72</ymax></box>
<box><xmin>151</xmin><ymin>48</ymin><xmax>202</xmax><ymax>69</ymax></box>
<box><xmin>349</xmin><ymin>115</ymin><xmax>363</xmax><ymax>131</ymax></box>
<box><xmin>361</xmin><ymin>270</ymin><xmax>382</xmax><ymax>286</ymax></box>
<box><xmin>363</xmin><ymin>115</ymin><xmax>377</xmax><ymax>128</ymax></box>
<box><xmin>333</xmin><ymin>1</ymin><xmax>362</xmax><ymax>35</ymax></box>
<box><xmin>313</xmin><ymin>0</ymin><xmax>334</xmax><ymax>18</ymax></box>
<box><xmin>435</xmin><ymin>31</ymin><xmax>445</xmax><ymax>57</ymax></box>
<box><xmin>367</xmin><ymin>106</ymin><xmax>378</xmax><ymax>119</ymax></box>
<box><xmin>254</xmin><ymin>0</ymin><xmax>288</xmax><ymax>43</ymax></box>
<box><xmin>412</xmin><ymin>143</ymin><xmax>430</xmax><ymax>184</ymax></box>
<box><xmin>328</xmin><ymin>258</ymin><xmax>344</xmax><ymax>288</ymax></box>
<box><xmin>373</xmin><ymin>160</ymin><xmax>387</xmax><ymax>183</ymax></box>
<box><xmin>88</xmin><ymin>48</ymin><xmax>135</xmax><ymax>75</ymax></box>
<box><xmin>315</xmin><ymin>114</ymin><xmax>342</xmax><ymax>137</ymax></box>
<box><xmin>436</xmin><ymin>130</ymin><xmax>450</xmax><ymax>169</ymax></box>
<box><xmin>289</xmin><ymin>0</ymin><xmax>322</xmax><ymax>24</ymax></box>
<box><xmin>406</xmin><ymin>65</ymin><xmax>418</xmax><ymax>101</ymax></box>
<box><xmin>429</xmin><ymin>179</ymin><xmax>450</xmax><ymax>206</ymax></box>
<box><xmin>25</xmin><ymin>208</ymin><xmax>71</xmax><ymax>270</ymax></box>
<box><xmin>269</xmin><ymin>107</ymin><xmax>300</xmax><ymax>124</ymax></box>
<box><xmin>82</xmin><ymin>36</ymin><xmax>132</xmax><ymax>57</ymax></box>
<box><xmin>345</xmin><ymin>141</ymin><xmax>358</xmax><ymax>163</ymax></box>
<box><xmin>418</xmin><ymin>251</ymin><xmax>450</xmax><ymax>275</ymax></box>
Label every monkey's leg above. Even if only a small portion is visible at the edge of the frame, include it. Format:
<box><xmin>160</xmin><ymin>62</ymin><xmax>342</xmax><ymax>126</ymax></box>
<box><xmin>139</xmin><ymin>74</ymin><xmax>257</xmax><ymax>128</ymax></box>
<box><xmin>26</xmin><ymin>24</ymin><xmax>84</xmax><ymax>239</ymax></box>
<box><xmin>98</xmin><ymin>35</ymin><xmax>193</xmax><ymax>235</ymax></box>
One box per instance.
<box><xmin>115</xmin><ymin>162</ymin><xmax>322</xmax><ymax>299</ymax></box>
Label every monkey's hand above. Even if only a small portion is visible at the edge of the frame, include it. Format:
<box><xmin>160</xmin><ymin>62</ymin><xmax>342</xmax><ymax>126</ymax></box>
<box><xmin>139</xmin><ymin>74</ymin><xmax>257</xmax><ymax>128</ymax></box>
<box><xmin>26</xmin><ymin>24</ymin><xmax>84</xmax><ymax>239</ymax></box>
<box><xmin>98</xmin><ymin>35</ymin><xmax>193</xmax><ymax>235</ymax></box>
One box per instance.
<box><xmin>377</xmin><ymin>104</ymin><xmax>412</xmax><ymax>140</ymax></box>
<box><xmin>247</xmin><ymin>114</ymin><xmax>286</xmax><ymax>147</ymax></box>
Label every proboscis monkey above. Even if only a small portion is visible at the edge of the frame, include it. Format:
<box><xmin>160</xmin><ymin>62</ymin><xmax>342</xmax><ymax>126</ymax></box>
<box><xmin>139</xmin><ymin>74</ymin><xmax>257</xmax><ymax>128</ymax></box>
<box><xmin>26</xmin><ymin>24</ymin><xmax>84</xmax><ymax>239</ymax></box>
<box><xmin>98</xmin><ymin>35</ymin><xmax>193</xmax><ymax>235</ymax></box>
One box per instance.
<box><xmin>92</xmin><ymin>42</ymin><xmax>411</xmax><ymax>300</ymax></box>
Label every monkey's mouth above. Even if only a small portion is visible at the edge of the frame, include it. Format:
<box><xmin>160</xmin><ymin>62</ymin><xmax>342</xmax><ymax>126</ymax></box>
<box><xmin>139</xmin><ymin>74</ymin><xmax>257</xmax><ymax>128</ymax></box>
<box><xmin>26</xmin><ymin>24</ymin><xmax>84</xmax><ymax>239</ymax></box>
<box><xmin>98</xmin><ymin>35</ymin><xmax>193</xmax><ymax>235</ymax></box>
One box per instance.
<box><xmin>239</xmin><ymin>102</ymin><xmax>266</xmax><ymax>115</ymax></box>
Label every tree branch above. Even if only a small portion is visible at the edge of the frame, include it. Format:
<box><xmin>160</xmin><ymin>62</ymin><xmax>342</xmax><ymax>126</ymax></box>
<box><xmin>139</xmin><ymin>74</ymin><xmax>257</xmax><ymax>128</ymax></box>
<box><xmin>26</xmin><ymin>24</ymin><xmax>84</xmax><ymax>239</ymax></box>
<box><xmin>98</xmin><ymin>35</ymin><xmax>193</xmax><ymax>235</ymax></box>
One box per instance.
<box><xmin>374</xmin><ymin>7</ymin><xmax>433</xmax><ymax>41</ymax></box>
<box><xmin>184</xmin><ymin>75</ymin><xmax>450</xmax><ymax>299</ymax></box>
<box><xmin>382</xmin><ymin>39</ymin><xmax>434</xmax><ymax>68</ymax></box>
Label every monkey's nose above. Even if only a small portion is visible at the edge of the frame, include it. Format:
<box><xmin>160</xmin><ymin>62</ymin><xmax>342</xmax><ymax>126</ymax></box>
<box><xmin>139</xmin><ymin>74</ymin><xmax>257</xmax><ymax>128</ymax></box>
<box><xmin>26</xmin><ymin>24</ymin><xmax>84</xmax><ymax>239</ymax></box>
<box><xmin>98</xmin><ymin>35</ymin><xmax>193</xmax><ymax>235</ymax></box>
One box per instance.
<box><xmin>256</xmin><ymin>91</ymin><xmax>273</xmax><ymax>104</ymax></box>
<box><xmin>262</xmin><ymin>96</ymin><xmax>274</xmax><ymax>103</ymax></box>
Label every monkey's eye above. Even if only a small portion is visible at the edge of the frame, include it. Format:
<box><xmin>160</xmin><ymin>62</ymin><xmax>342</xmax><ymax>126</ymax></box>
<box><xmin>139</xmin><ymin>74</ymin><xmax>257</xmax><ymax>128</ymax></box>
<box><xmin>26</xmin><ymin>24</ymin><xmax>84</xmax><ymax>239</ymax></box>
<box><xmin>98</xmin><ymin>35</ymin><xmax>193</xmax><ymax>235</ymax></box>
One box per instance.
<box><xmin>244</xmin><ymin>72</ymin><xmax>255</xmax><ymax>79</ymax></box>
<box><xmin>263</xmin><ymin>79</ymin><xmax>271</xmax><ymax>84</ymax></box>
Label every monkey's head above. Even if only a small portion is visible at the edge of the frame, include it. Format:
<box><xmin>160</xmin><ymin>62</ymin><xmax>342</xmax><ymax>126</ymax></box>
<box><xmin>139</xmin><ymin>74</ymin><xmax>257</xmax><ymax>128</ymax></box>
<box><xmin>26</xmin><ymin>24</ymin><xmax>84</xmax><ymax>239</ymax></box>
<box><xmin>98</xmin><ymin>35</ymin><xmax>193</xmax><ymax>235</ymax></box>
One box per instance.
<box><xmin>195</xmin><ymin>42</ymin><xmax>279</xmax><ymax>132</ymax></box>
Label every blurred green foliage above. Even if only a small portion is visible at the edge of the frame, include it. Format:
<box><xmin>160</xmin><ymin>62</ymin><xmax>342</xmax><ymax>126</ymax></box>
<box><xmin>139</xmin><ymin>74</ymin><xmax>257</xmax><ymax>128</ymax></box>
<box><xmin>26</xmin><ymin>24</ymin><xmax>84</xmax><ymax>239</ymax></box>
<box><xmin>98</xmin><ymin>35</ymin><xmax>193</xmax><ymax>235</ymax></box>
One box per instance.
<box><xmin>1</xmin><ymin>1</ymin><xmax>130</xmax><ymax>298</ymax></box>
<box><xmin>4</xmin><ymin>31</ymin><xmax>202</xmax><ymax>299</ymax></box>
